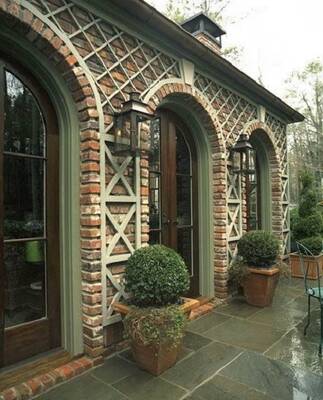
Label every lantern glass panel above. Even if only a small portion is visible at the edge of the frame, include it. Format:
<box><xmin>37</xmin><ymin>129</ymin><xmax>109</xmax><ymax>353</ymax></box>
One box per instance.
<box><xmin>245</xmin><ymin>147</ymin><xmax>256</xmax><ymax>174</ymax></box>
<box><xmin>232</xmin><ymin>151</ymin><xmax>241</xmax><ymax>173</ymax></box>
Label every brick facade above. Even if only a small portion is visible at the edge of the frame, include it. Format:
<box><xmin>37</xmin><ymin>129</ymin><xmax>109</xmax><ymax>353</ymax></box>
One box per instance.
<box><xmin>0</xmin><ymin>0</ymin><xmax>292</xmax><ymax>390</ymax></box>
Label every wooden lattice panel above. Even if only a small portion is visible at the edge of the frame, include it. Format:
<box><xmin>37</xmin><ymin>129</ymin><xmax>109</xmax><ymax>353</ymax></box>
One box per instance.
<box><xmin>265</xmin><ymin>114</ymin><xmax>289</xmax><ymax>256</ymax></box>
<box><xmin>194</xmin><ymin>73</ymin><xmax>258</xmax><ymax>145</ymax></box>
<box><xmin>26</xmin><ymin>0</ymin><xmax>181</xmax><ymax>325</ymax></box>
<box><xmin>30</xmin><ymin>0</ymin><xmax>181</xmax><ymax>129</ymax></box>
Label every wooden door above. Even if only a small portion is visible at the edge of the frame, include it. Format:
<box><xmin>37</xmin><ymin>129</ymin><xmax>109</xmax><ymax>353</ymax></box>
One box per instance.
<box><xmin>148</xmin><ymin>110</ymin><xmax>199</xmax><ymax>296</ymax></box>
<box><xmin>0</xmin><ymin>56</ymin><xmax>60</xmax><ymax>368</ymax></box>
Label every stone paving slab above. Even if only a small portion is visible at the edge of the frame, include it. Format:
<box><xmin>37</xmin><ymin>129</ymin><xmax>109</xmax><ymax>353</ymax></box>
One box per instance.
<box><xmin>214</xmin><ymin>297</ymin><xmax>260</xmax><ymax>319</ymax></box>
<box><xmin>190</xmin><ymin>374</ymin><xmax>273</xmax><ymax>400</ymax></box>
<box><xmin>202</xmin><ymin>317</ymin><xmax>285</xmax><ymax>352</ymax></box>
<box><xmin>36</xmin><ymin>278</ymin><xmax>323</xmax><ymax>400</ymax></box>
<box><xmin>265</xmin><ymin>328</ymin><xmax>323</xmax><ymax>376</ymax></box>
<box><xmin>186</xmin><ymin>312</ymin><xmax>230</xmax><ymax>334</ymax></box>
<box><xmin>113</xmin><ymin>370</ymin><xmax>186</xmax><ymax>400</ymax></box>
<box><xmin>161</xmin><ymin>341</ymin><xmax>242</xmax><ymax>390</ymax></box>
<box><xmin>220</xmin><ymin>351</ymin><xmax>323</xmax><ymax>400</ymax></box>
<box><xmin>38</xmin><ymin>374</ymin><xmax>128</xmax><ymax>400</ymax></box>
<box><xmin>248</xmin><ymin>305</ymin><xmax>306</xmax><ymax>330</ymax></box>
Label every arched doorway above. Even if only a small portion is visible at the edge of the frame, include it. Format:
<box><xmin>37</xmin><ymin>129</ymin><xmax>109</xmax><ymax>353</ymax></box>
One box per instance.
<box><xmin>0</xmin><ymin>56</ymin><xmax>60</xmax><ymax>366</ymax></box>
<box><xmin>148</xmin><ymin>109</ymin><xmax>200</xmax><ymax>296</ymax></box>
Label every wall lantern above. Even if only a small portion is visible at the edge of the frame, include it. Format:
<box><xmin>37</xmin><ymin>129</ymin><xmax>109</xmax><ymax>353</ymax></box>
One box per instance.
<box><xmin>230</xmin><ymin>133</ymin><xmax>256</xmax><ymax>175</ymax></box>
<box><xmin>113</xmin><ymin>92</ymin><xmax>154</xmax><ymax>154</ymax></box>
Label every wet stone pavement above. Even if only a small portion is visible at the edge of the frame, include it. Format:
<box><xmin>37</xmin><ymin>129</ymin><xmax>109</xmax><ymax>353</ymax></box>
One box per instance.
<box><xmin>37</xmin><ymin>278</ymin><xmax>323</xmax><ymax>400</ymax></box>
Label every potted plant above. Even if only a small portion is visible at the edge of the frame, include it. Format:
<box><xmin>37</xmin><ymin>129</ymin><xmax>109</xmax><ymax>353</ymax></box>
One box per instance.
<box><xmin>237</xmin><ymin>230</ymin><xmax>280</xmax><ymax>307</ymax></box>
<box><xmin>290</xmin><ymin>171</ymin><xmax>323</xmax><ymax>279</ymax></box>
<box><xmin>114</xmin><ymin>244</ymin><xmax>198</xmax><ymax>375</ymax></box>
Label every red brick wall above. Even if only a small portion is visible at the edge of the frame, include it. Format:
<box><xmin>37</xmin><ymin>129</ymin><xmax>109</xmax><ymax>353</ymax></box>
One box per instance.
<box><xmin>0</xmin><ymin>0</ymin><xmax>289</xmax><ymax>360</ymax></box>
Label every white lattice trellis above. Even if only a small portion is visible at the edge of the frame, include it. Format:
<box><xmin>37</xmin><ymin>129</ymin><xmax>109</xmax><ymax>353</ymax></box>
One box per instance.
<box><xmin>227</xmin><ymin>164</ymin><xmax>242</xmax><ymax>263</ymax></box>
<box><xmin>194</xmin><ymin>72</ymin><xmax>258</xmax><ymax>146</ymax></box>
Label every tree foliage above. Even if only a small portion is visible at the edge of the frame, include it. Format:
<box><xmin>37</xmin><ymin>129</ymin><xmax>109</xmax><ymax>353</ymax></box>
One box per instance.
<box><xmin>286</xmin><ymin>60</ymin><xmax>323</xmax><ymax>202</ymax></box>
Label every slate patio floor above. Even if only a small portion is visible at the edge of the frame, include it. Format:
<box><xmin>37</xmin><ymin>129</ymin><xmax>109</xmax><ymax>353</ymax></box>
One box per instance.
<box><xmin>37</xmin><ymin>278</ymin><xmax>323</xmax><ymax>400</ymax></box>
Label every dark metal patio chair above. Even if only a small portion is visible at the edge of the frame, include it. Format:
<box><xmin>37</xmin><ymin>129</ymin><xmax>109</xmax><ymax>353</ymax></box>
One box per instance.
<box><xmin>296</xmin><ymin>241</ymin><xmax>323</xmax><ymax>356</ymax></box>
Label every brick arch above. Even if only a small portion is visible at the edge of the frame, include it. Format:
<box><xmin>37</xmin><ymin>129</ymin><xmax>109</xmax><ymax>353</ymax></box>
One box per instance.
<box><xmin>244</xmin><ymin>120</ymin><xmax>284</xmax><ymax>247</ymax></box>
<box><xmin>144</xmin><ymin>82</ymin><xmax>229</xmax><ymax>298</ymax></box>
<box><xmin>0</xmin><ymin>3</ymin><xmax>103</xmax><ymax>358</ymax></box>
<box><xmin>144</xmin><ymin>82</ymin><xmax>226</xmax><ymax>152</ymax></box>
<box><xmin>0</xmin><ymin>2</ymin><xmax>98</xmax><ymax>123</ymax></box>
<box><xmin>243</xmin><ymin>120</ymin><xmax>281</xmax><ymax>166</ymax></box>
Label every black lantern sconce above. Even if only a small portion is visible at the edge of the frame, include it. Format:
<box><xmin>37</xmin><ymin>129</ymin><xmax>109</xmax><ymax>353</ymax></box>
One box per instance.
<box><xmin>113</xmin><ymin>92</ymin><xmax>154</xmax><ymax>155</ymax></box>
<box><xmin>230</xmin><ymin>133</ymin><xmax>256</xmax><ymax>175</ymax></box>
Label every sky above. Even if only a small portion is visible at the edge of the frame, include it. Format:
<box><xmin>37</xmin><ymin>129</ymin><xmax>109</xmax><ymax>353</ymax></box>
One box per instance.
<box><xmin>147</xmin><ymin>0</ymin><xmax>323</xmax><ymax>99</ymax></box>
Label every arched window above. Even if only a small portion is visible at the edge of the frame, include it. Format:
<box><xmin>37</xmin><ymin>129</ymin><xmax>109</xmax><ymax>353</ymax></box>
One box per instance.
<box><xmin>0</xmin><ymin>58</ymin><xmax>60</xmax><ymax>367</ymax></box>
<box><xmin>247</xmin><ymin>133</ymin><xmax>272</xmax><ymax>232</ymax></box>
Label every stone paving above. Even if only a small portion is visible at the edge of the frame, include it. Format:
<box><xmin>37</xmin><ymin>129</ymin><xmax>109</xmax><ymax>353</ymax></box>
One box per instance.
<box><xmin>37</xmin><ymin>278</ymin><xmax>323</xmax><ymax>400</ymax></box>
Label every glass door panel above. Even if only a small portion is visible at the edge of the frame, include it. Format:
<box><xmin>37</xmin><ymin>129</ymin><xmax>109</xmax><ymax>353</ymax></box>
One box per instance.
<box><xmin>148</xmin><ymin>118</ymin><xmax>162</xmax><ymax>245</ymax></box>
<box><xmin>176</xmin><ymin>129</ymin><xmax>194</xmax><ymax>277</ymax></box>
<box><xmin>3</xmin><ymin>70</ymin><xmax>47</xmax><ymax>329</ymax></box>
<box><xmin>147</xmin><ymin>110</ymin><xmax>199</xmax><ymax>296</ymax></box>
<box><xmin>0</xmin><ymin>57</ymin><xmax>60</xmax><ymax>367</ymax></box>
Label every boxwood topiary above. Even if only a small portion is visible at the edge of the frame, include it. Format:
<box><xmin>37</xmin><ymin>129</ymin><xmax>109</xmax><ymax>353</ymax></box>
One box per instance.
<box><xmin>125</xmin><ymin>244</ymin><xmax>190</xmax><ymax>307</ymax></box>
<box><xmin>292</xmin><ymin>171</ymin><xmax>323</xmax><ymax>252</ymax></box>
<box><xmin>298</xmin><ymin>236</ymin><xmax>323</xmax><ymax>255</ymax></box>
<box><xmin>237</xmin><ymin>231</ymin><xmax>279</xmax><ymax>268</ymax></box>
<box><xmin>293</xmin><ymin>212</ymin><xmax>323</xmax><ymax>240</ymax></box>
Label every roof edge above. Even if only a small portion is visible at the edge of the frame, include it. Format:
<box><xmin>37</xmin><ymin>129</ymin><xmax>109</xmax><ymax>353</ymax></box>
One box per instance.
<box><xmin>94</xmin><ymin>0</ymin><xmax>305</xmax><ymax>123</ymax></box>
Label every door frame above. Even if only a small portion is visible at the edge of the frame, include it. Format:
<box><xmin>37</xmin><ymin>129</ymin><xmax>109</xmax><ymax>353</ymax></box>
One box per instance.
<box><xmin>158</xmin><ymin>109</ymin><xmax>200</xmax><ymax>296</ymax></box>
<box><xmin>0</xmin><ymin>55</ymin><xmax>60</xmax><ymax>367</ymax></box>
<box><xmin>0</xmin><ymin>28</ymin><xmax>84</xmax><ymax>358</ymax></box>
<box><xmin>158</xmin><ymin>101</ymin><xmax>215</xmax><ymax>298</ymax></box>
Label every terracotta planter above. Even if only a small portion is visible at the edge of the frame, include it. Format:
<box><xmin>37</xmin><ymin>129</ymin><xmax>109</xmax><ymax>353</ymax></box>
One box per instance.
<box><xmin>131</xmin><ymin>339</ymin><xmax>181</xmax><ymax>376</ymax></box>
<box><xmin>113</xmin><ymin>297</ymin><xmax>199</xmax><ymax>375</ymax></box>
<box><xmin>290</xmin><ymin>252</ymin><xmax>323</xmax><ymax>280</ymax></box>
<box><xmin>243</xmin><ymin>266</ymin><xmax>280</xmax><ymax>307</ymax></box>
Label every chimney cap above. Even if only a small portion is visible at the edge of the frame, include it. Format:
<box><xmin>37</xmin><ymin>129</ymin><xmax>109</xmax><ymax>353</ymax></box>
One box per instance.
<box><xmin>181</xmin><ymin>12</ymin><xmax>226</xmax><ymax>39</ymax></box>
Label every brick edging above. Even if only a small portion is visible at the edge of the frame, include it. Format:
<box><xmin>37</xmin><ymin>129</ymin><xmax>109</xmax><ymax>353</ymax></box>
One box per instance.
<box><xmin>0</xmin><ymin>356</ymin><xmax>103</xmax><ymax>400</ymax></box>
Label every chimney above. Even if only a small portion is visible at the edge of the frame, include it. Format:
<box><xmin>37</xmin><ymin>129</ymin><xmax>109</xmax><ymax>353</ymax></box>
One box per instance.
<box><xmin>181</xmin><ymin>12</ymin><xmax>226</xmax><ymax>55</ymax></box>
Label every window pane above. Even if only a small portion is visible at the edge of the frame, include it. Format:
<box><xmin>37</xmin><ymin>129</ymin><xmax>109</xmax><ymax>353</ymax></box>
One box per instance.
<box><xmin>4</xmin><ymin>241</ymin><xmax>46</xmax><ymax>328</ymax></box>
<box><xmin>149</xmin><ymin>230</ymin><xmax>161</xmax><ymax>245</ymax></box>
<box><xmin>149</xmin><ymin>172</ymin><xmax>161</xmax><ymax>230</ymax></box>
<box><xmin>176</xmin><ymin>129</ymin><xmax>191</xmax><ymax>175</ymax></box>
<box><xmin>4</xmin><ymin>71</ymin><xmax>45</xmax><ymax>156</ymax></box>
<box><xmin>177</xmin><ymin>228</ymin><xmax>193</xmax><ymax>276</ymax></box>
<box><xmin>4</xmin><ymin>156</ymin><xmax>44</xmax><ymax>239</ymax></box>
<box><xmin>148</xmin><ymin>118</ymin><xmax>161</xmax><ymax>172</ymax></box>
<box><xmin>177</xmin><ymin>175</ymin><xmax>192</xmax><ymax>226</ymax></box>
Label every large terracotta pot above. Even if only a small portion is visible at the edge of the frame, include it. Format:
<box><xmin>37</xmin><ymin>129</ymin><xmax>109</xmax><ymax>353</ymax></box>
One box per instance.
<box><xmin>243</xmin><ymin>266</ymin><xmax>280</xmax><ymax>307</ymax></box>
<box><xmin>131</xmin><ymin>339</ymin><xmax>181</xmax><ymax>376</ymax></box>
<box><xmin>289</xmin><ymin>252</ymin><xmax>323</xmax><ymax>280</ymax></box>
<box><xmin>113</xmin><ymin>297</ymin><xmax>199</xmax><ymax>375</ymax></box>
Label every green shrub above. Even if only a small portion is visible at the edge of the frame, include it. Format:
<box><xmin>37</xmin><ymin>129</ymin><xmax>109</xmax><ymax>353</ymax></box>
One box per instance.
<box><xmin>124</xmin><ymin>306</ymin><xmax>186</xmax><ymax>347</ymax></box>
<box><xmin>228</xmin><ymin>258</ymin><xmax>249</xmax><ymax>290</ymax></box>
<box><xmin>293</xmin><ymin>212</ymin><xmax>323</xmax><ymax>240</ymax></box>
<box><xmin>291</xmin><ymin>171</ymin><xmax>323</xmax><ymax>254</ymax></box>
<box><xmin>298</xmin><ymin>236</ymin><xmax>323</xmax><ymax>255</ymax></box>
<box><xmin>237</xmin><ymin>231</ymin><xmax>279</xmax><ymax>268</ymax></box>
<box><xmin>125</xmin><ymin>245</ymin><xmax>190</xmax><ymax>307</ymax></box>
<box><xmin>299</xmin><ymin>190</ymin><xmax>317</xmax><ymax>218</ymax></box>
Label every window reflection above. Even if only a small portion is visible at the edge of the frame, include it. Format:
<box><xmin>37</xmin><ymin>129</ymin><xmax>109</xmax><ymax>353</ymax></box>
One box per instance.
<box><xmin>4</xmin><ymin>71</ymin><xmax>45</xmax><ymax>156</ymax></box>
<box><xmin>148</xmin><ymin>118</ymin><xmax>162</xmax><ymax>244</ymax></box>
<box><xmin>3</xmin><ymin>70</ymin><xmax>47</xmax><ymax>328</ymax></box>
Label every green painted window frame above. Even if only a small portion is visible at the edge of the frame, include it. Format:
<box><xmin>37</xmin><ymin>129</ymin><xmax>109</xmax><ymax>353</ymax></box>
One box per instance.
<box><xmin>0</xmin><ymin>27</ymin><xmax>83</xmax><ymax>356</ymax></box>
